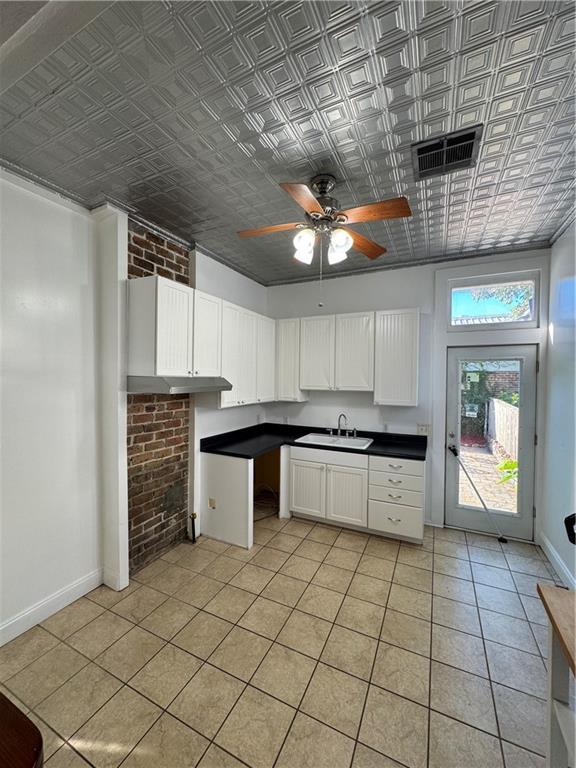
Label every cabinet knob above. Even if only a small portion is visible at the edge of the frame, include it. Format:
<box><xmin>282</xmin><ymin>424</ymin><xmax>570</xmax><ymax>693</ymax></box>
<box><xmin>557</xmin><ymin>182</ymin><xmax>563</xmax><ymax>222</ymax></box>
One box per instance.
<box><xmin>195</xmin><ymin>370</ymin><xmax>199</xmax><ymax>374</ymax></box>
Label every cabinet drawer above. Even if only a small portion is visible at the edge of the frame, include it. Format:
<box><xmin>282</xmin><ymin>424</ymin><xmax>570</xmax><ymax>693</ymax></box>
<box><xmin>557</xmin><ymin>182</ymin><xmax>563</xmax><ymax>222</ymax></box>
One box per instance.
<box><xmin>369</xmin><ymin>456</ymin><xmax>424</xmax><ymax>476</ymax></box>
<box><xmin>369</xmin><ymin>485</ymin><xmax>423</xmax><ymax>508</ymax></box>
<box><xmin>369</xmin><ymin>470</ymin><xmax>424</xmax><ymax>492</ymax></box>
<box><xmin>368</xmin><ymin>500</ymin><xmax>424</xmax><ymax>539</ymax></box>
<box><xmin>290</xmin><ymin>446</ymin><xmax>368</xmax><ymax>469</ymax></box>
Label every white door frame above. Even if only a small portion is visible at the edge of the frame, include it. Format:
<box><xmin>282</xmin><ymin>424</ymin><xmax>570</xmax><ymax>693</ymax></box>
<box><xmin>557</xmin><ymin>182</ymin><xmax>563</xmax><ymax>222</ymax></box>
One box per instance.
<box><xmin>445</xmin><ymin>345</ymin><xmax>537</xmax><ymax>540</ymax></box>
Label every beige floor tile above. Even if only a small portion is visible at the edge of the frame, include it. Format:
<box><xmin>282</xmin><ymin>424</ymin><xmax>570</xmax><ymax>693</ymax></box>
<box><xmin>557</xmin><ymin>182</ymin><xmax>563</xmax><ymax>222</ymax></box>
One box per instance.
<box><xmin>294</xmin><ymin>538</ymin><xmax>331</xmax><ymax>562</ymax></box>
<box><xmin>279</xmin><ymin>554</ymin><xmax>321</xmax><ymax>582</ymax></box>
<box><xmin>229</xmin><ymin>564</ymin><xmax>275</xmax><ymax>594</ymax></box>
<box><xmin>296</xmin><ymin>583</ymin><xmax>344</xmax><ymax>621</ymax></box>
<box><xmin>432</xmin><ymin>595</ymin><xmax>481</xmax><ymax>636</ymax></box>
<box><xmin>352</xmin><ymin>743</ymin><xmax>406</xmax><ymax>767</ymax></box>
<box><xmin>501</xmin><ymin>741</ymin><xmax>546</xmax><ymax>768</ymax></box>
<box><xmin>283</xmin><ymin>519</ymin><xmax>315</xmax><ymax>538</ymax></box>
<box><xmin>35</xmin><ymin>663</ymin><xmax>122</xmax><ymax>738</ymax></box>
<box><xmin>201</xmin><ymin>555</ymin><xmax>245</xmax><ymax>584</ymax></box>
<box><xmin>169</xmin><ymin>664</ymin><xmax>244</xmax><ymax>738</ymax></box>
<box><xmin>357</xmin><ymin>554</ymin><xmax>395</xmax><ymax>582</ymax></box>
<box><xmin>501</xmin><ymin>540</ymin><xmax>543</xmax><ymax>559</ymax></box>
<box><xmin>251</xmin><ymin>643</ymin><xmax>316</xmax><ymax>707</ymax></box>
<box><xmin>0</xmin><ymin>626</ymin><xmax>59</xmax><ymax>682</ymax></box>
<box><xmin>121</xmin><ymin>712</ymin><xmax>208</xmax><ymax>768</ymax></box>
<box><xmin>144</xmin><ymin>564</ymin><xmax>196</xmax><ymax>596</ymax></box>
<box><xmin>468</xmin><ymin>546</ymin><xmax>508</xmax><ymax>568</ymax></box>
<box><xmin>505</xmin><ymin>554</ymin><xmax>552</xmax><ymax>578</ymax></box>
<box><xmin>433</xmin><ymin>554</ymin><xmax>472</xmax><ymax>580</ymax></box>
<box><xmin>209</xmin><ymin>626</ymin><xmax>271</xmax><ymax>681</ymax></box>
<box><xmin>215</xmin><ymin>686</ymin><xmax>295</xmax><ymax>768</ymax></box>
<box><xmin>433</xmin><ymin>573</ymin><xmax>476</xmax><ymax>605</ymax></box>
<box><xmin>267</xmin><ymin>531</ymin><xmax>302</xmax><ymax>553</ymax></box>
<box><xmin>397</xmin><ymin>546</ymin><xmax>433</xmax><ymax>571</ymax></box>
<box><xmin>471</xmin><ymin>562</ymin><xmax>516</xmax><ymax>591</ymax></box>
<box><xmin>393</xmin><ymin>563</ymin><xmax>433</xmax><ymax>593</ymax></box>
<box><xmin>251</xmin><ymin>546</ymin><xmax>291</xmax><ymax>572</ymax></box>
<box><xmin>512</xmin><ymin>572</ymin><xmax>554</xmax><ymax>598</ymax></box>
<box><xmin>387</xmin><ymin>584</ymin><xmax>432</xmax><ymax>620</ymax></box>
<box><xmin>226</xmin><ymin>543</ymin><xmax>261</xmax><ymax>562</ymax></box>
<box><xmin>308</xmin><ymin>524</ymin><xmax>341</xmax><ymax>545</ymax></box>
<box><xmin>431</xmin><ymin>624</ymin><xmax>488</xmax><ymax>677</ymax></box>
<box><xmin>364</xmin><ymin>537</ymin><xmax>400</xmax><ymax>562</ymax></box>
<box><xmin>485</xmin><ymin>641</ymin><xmax>547</xmax><ymax>698</ymax></box>
<box><xmin>255</xmin><ymin>516</ymin><xmax>288</xmax><ymax>532</ymax></box>
<box><xmin>348</xmin><ymin>573</ymin><xmax>391</xmax><ymax>606</ymax></box>
<box><xmin>139</xmin><ymin>597</ymin><xmax>198</xmax><ymax>640</ymax></box>
<box><xmin>203</xmin><ymin>585</ymin><xmax>256</xmax><ymax>623</ymax></box>
<box><xmin>301</xmin><ymin>662</ymin><xmax>368</xmax><ymax>737</ymax></box>
<box><xmin>428</xmin><ymin>711</ymin><xmax>504</xmax><ymax>768</ymax></box>
<box><xmin>493</xmin><ymin>683</ymin><xmax>546</xmax><ymax>756</ymax></box>
<box><xmin>334</xmin><ymin>530</ymin><xmax>369</xmax><ymax>552</ymax></box>
<box><xmin>133</xmin><ymin>559</ymin><xmax>169</xmax><ymax>584</ymax></box>
<box><xmin>531</xmin><ymin>622</ymin><xmax>548</xmax><ymax>658</ymax></box>
<box><xmin>86</xmin><ymin>582</ymin><xmax>140</xmax><ymax>609</ymax></box>
<box><xmin>276</xmin><ymin>712</ymin><xmax>356</xmax><ymax>768</ymax></box>
<box><xmin>68</xmin><ymin>612</ymin><xmax>134</xmax><ymax>659</ymax></box>
<box><xmin>359</xmin><ymin>685</ymin><xmax>428</xmax><ymax>768</ymax></box>
<box><xmin>129</xmin><ymin>644</ymin><xmax>201</xmax><ymax>708</ymax></box>
<box><xmin>324</xmin><ymin>546</ymin><xmax>362</xmax><ymax>571</ymax></box>
<box><xmin>430</xmin><ymin>661</ymin><xmax>497</xmax><ymax>734</ymax></box>
<box><xmin>312</xmin><ymin>563</ymin><xmax>354</xmax><ymax>593</ymax></box>
<box><xmin>321</xmin><ymin>625</ymin><xmax>377</xmax><ymax>681</ymax></box>
<box><xmin>520</xmin><ymin>594</ymin><xmax>548</xmax><ymax>625</ymax></box>
<box><xmin>70</xmin><ymin>687</ymin><xmax>160</xmax><ymax>768</ymax></box>
<box><xmin>372</xmin><ymin>642</ymin><xmax>429</xmax><ymax>705</ymax></box>
<box><xmin>45</xmin><ymin>745</ymin><xmax>92</xmax><ymax>767</ymax></box>
<box><xmin>6</xmin><ymin>643</ymin><xmax>88</xmax><ymax>707</ymax></box>
<box><xmin>434</xmin><ymin>539</ymin><xmax>470</xmax><ymax>560</ymax></box>
<box><xmin>174</xmin><ymin>573</ymin><xmax>224</xmax><ymax>608</ymax></box>
<box><xmin>238</xmin><ymin>596</ymin><xmax>291</xmax><ymax>639</ymax></box>
<box><xmin>261</xmin><ymin>573</ymin><xmax>308</xmax><ymax>606</ymax></box>
<box><xmin>435</xmin><ymin>528</ymin><xmax>466</xmax><ymax>544</ymax></box>
<box><xmin>27</xmin><ymin>711</ymin><xmax>65</xmax><ymax>759</ymax></box>
<box><xmin>380</xmin><ymin>610</ymin><xmax>431</xmax><ymax>657</ymax></box>
<box><xmin>465</xmin><ymin>532</ymin><xmax>502</xmax><ymax>551</ymax></box>
<box><xmin>41</xmin><ymin>598</ymin><xmax>104</xmax><ymax>639</ymax></box>
<box><xmin>336</xmin><ymin>596</ymin><xmax>385</xmax><ymax>639</ymax></box>
<box><xmin>480</xmin><ymin>609</ymin><xmax>539</xmax><ymax>654</ymax></box>
<box><xmin>197</xmin><ymin>744</ymin><xmax>246</xmax><ymax>767</ymax></box>
<box><xmin>111</xmin><ymin>586</ymin><xmax>167</xmax><ymax>623</ymax></box>
<box><xmin>254</xmin><ymin>527</ymin><xmax>276</xmax><ymax>545</ymax></box>
<box><xmin>475</xmin><ymin>584</ymin><xmax>525</xmax><ymax>618</ymax></box>
<box><xmin>176</xmin><ymin>547</ymin><xmax>219</xmax><ymax>573</ymax></box>
<box><xmin>160</xmin><ymin>542</ymin><xmax>193</xmax><ymax>563</ymax></box>
<box><xmin>198</xmin><ymin>537</ymin><xmax>231</xmax><ymax>554</ymax></box>
<box><xmin>0</xmin><ymin>683</ymin><xmax>28</xmax><ymax>712</ymax></box>
<box><xmin>96</xmin><ymin>626</ymin><xmax>165</xmax><ymax>682</ymax></box>
<box><xmin>277</xmin><ymin>609</ymin><xmax>332</xmax><ymax>658</ymax></box>
<box><xmin>172</xmin><ymin>611</ymin><xmax>233</xmax><ymax>659</ymax></box>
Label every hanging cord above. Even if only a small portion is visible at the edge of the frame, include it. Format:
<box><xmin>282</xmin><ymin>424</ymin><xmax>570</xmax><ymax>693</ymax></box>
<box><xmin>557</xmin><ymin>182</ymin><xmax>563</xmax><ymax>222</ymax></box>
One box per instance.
<box><xmin>318</xmin><ymin>233</ymin><xmax>325</xmax><ymax>308</ymax></box>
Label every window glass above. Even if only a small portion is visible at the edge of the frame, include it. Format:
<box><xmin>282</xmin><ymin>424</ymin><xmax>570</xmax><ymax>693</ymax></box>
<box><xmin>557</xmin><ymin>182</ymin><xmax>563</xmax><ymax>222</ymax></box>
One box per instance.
<box><xmin>451</xmin><ymin>280</ymin><xmax>536</xmax><ymax>326</ymax></box>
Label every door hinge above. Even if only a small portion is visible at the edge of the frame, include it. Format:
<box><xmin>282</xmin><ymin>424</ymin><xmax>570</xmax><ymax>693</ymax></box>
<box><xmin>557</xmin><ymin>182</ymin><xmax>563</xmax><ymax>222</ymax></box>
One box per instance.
<box><xmin>534</xmin><ymin>434</ymin><xmax>538</xmax><ymax>446</ymax></box>
<box><xmin>533</xmin><ymin>505</ymin><xmax>537</xmax><ymax>518</ymax></box>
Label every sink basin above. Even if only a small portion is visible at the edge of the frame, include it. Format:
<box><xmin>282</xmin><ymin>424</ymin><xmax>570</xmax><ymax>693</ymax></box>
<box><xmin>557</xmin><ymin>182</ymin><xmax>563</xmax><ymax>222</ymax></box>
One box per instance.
<box><xmin>295</xmin><ymin>433</ymin><xmax>373</xmax><ymax>450</ymax></box>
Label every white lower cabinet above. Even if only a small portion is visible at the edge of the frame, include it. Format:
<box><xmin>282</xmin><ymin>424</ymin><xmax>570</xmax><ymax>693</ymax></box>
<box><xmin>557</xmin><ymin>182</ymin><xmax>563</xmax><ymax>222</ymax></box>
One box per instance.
<box><xmin>367</xmin><ymin>456</ymin><xmax>425</xmax><ymax>540</ymax></box>
<box><xmin>290</xmin><ymin>460</ymin><xmax>326</xmax><ymax>518</ymax></box>
<box><xmin>326</xmin><ymin>465</ymin><xmax>368</xmax><ymax>526</ymax></box>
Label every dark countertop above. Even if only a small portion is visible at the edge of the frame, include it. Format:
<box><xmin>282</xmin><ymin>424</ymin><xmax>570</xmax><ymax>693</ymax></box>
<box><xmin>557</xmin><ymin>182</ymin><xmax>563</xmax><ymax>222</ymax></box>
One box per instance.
<box><xmin>200</xmin><ymin>422</ymin><xmax>427</xmax><ymax>461</ymax></box>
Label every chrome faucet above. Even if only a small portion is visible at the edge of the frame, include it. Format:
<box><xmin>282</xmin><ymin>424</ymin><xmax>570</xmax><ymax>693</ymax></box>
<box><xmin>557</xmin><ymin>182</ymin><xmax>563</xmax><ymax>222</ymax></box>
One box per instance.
<box><xmin>337</xmin><ymin>413</ymin><xmax>348</xmax><ymax>436</ymax></box>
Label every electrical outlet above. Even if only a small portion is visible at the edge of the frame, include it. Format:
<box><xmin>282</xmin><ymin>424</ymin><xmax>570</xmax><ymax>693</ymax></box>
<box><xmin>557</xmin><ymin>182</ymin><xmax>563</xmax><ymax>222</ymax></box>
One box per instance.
<box><xmin>417</xmin><ymin>424</ymin><xmax>430</xmax><ymax>436</ymax></box>
<box><xmin>208</xmin><ymin>497</ymin><xmax>216</xmax><ymax>509</ymax></box>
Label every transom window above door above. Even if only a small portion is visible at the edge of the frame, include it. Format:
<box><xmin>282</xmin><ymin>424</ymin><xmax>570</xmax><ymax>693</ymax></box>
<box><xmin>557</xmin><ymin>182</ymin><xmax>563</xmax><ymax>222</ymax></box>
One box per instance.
<box><xmin>448</xmin><ymin>272</ymin><xmax>539</xmax><ymax>331</ymax></box>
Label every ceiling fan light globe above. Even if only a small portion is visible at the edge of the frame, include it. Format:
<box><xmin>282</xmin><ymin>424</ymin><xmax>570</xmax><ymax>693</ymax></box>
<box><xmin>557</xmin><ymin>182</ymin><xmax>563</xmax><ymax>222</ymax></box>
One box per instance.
<box><xmin>327</xmin><ymin>245</ymin><xmax>348</xmax><ymax>265</ymax></box>
<box><xmin>293</xmin><ymin>227</ymin><xmax>316</xmax><ymax>250</ymax></box>
<box><xmin>294</xmin><ymin>247</ymin><xmax>314</xmax><ymax>265</ymax></box>
<box><xmin>330</xmin><ymin>227</ymin><xmax>353</xmax><ymax>252</ymax></box>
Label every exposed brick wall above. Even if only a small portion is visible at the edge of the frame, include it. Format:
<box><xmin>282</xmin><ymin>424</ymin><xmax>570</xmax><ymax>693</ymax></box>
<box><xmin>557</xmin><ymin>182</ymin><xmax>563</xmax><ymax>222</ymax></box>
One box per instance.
<box><xmin>127</xmin><ymin>222</ymin><xmax>192</xmax><ymax>571</ymax></box>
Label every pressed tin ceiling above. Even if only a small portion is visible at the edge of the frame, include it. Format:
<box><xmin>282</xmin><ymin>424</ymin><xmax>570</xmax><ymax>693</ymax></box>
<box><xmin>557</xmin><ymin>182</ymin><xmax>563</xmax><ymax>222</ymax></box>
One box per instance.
<box><xmin>0</xmin><ymin>1</ymin><xmax>574</xmax><ymax>285</ymax></box>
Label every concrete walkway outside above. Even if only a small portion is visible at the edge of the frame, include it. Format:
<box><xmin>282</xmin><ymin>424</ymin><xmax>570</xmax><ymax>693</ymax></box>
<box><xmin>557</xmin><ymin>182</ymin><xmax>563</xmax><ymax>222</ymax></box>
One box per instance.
<box><xmin>459</xmin><ymin>446</ymin><xmax>517</xmax><ymax>514</ymax></box>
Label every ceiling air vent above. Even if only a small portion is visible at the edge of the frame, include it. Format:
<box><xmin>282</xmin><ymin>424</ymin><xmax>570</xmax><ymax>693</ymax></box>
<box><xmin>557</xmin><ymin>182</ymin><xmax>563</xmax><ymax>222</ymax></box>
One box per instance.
<box><xmin>411</xmin><ymin>124</ymin><xmax>484</xmax><ymax>181</ymax></box>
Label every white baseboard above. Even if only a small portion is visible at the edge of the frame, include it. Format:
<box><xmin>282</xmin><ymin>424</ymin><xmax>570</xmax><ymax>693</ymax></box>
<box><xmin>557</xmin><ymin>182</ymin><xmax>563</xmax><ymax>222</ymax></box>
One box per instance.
<box><xmin>539</xmin><ymin>532</ymin><xmax>576</xmax><ymax>589</ymax></box>
<box><xmin>0</xmin><ymin>569</ymin><xmax>103</xmax><ymax>646</ymax></box>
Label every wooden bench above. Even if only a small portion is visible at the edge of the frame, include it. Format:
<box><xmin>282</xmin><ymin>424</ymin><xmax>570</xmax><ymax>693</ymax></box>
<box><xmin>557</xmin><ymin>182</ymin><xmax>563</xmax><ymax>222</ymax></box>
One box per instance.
<box><xmin>0</xmin><ymin>691</ymin><xmax>43</xmax><ymax>768</ymax></box>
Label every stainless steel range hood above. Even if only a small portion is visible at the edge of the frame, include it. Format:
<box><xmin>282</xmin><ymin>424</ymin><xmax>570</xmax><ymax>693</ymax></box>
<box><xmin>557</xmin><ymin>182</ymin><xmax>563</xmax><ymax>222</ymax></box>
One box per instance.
<box><xmin>127</xmin><ymin>376</ymin><xmax>232</xmax><ymax>395</ymax></box>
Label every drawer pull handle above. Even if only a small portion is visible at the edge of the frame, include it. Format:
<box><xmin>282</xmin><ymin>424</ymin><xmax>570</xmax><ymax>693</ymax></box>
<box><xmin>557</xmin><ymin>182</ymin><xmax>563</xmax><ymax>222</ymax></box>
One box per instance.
<box><xmin>388</xmin><ymin>479</ymin><xmax>402</xmax><ymax>485</ymax></box>
<box><xmin>388</xmin><ymin>463</ymin><xmax>402</xmax><ymax>470</ymax></box>
<box><xmin>387</xmin><ymin>517</ymin><xmax>402</xmax><ymax>523</ymax></box>
<box><xmin>388</xmin><ymin>494</ymin><xmax>402</xmax><ymax>500</ymax></box>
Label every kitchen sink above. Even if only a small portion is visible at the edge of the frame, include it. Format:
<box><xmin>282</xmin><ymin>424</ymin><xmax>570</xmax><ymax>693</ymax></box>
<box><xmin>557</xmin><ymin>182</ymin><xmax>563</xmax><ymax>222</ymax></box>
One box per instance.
<box><xmin>294</xmin><ymin>433</ymin><xmax>373</xmax><ymax>450</ymax></box>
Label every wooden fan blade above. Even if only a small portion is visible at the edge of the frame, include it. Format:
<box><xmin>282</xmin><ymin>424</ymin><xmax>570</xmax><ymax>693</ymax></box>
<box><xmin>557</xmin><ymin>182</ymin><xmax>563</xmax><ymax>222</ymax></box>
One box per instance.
<box><xmin>343</xmin><ymin>227</ymin><xmax>387</xmax><ymax>260</ymax></box>
<box><xmin>280</xmin><ymin>183</ymin><xmax>324</xmax><ymax>215</ymax></box>
<box><xmin>237</xmin><ymin>222</ymin><xmax>301</xmax><ymax>238</ymax></box>
<box><xmin>342</xmin><ymin>196</ymin><xmax>412</xmax><ymax>224</ymax></box>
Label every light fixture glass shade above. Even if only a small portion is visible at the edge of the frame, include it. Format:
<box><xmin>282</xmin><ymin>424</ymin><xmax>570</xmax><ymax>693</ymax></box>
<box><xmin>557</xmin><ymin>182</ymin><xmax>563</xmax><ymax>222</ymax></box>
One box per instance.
<box><xmin>294</xmin><ymin>247</ymin><xmax>314</xmax><ymax>265</ymax></box>
<box><xmin>327</xmin><ymin>245</ymin><xmax>348</xmax><ymax>265</ymax></box>
<box><xmin>330</xmin><ymin>227</ymin><xmax>353</xmax><ymax>252</ymax></box>
<box><xmin>293</xmin><ymin>227</ymin><xmax>316</xmax><ymax>250</ymax></box>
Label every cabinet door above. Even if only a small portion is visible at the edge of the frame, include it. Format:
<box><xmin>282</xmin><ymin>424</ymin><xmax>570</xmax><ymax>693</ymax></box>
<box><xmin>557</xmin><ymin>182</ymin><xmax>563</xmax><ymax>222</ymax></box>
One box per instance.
<box><xmin>220</xmin><ymin>302</ymin><xmax>241</xmax><ymax>407</ymax></box>
<box><xmin>290</xmin><ymin>460</ymin><xmax>326</xmax><ymax>518</ymax></box>
<box><xmin>256</xmin><ymin>315</ymin><xmax>276</xmax><ymax>403</ymax></box>
<box><xmin>335</xmin><ymin>312</ymin><xmax>374</xmax><ymax>390</ymax></box>
<box><xmin>374</xmin><ymin>309</ymin><xmax>419</xmax><ymax>406</ymax></box>
<box><xmin>237</xmin><ymin>309</ymin><xmax>258</xmax><ymax>405</ymax></box>
<box><xmin>326</xmin><ymin>465</ymin><xmax>368</xmax><ymax>526</ymax></box>
<box><xmin>156</xmin><ymin>279</ymin><xmax>193</xmax><ymax>376</ymax></box>
<box><xmin>193</xmin><ymin>290</ymin><xmax>221</xmax><ymax>376</ymax></box>
<box><xmin>276</xmin><ymin>319</ymin><xmax>306</xmax><ymax>401</ymax></box>
<box><xmin>300</xmin><ymin>315</ymin><xmax>335</xmax><ymax>390</ymax></box>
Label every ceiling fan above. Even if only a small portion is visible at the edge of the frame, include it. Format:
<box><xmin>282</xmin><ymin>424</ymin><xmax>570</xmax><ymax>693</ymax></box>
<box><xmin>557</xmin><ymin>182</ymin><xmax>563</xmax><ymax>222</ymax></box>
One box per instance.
<box><xmin>237</xmin><ymin>174</ymin><xmax>412</xmax><ymax>266</ymax></box>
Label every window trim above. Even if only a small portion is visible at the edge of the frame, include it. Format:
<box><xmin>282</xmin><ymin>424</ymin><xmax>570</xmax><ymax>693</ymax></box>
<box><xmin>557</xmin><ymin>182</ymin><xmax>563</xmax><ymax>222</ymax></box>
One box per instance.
<box><xmin>447</xmin><ymin>270</ymin><xmax>540</xmax><ymax>332</ymax></box>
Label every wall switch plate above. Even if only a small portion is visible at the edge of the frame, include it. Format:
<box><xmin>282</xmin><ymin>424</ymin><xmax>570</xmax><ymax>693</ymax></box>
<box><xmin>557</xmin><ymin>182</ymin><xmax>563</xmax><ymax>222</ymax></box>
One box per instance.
<box><xmin>208</xmin><ymin>497</ymin><xmax>216</xmax><ymax>509</ymax></box>
<box><xmin>417</xmin><ymin>424</ymin><xmax>430</xmax><ymax>436</ymax></box>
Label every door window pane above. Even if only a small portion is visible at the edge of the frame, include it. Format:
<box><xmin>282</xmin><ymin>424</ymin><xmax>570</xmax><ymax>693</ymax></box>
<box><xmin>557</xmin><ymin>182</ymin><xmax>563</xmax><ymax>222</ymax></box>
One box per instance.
<box><xmin>451</xmin><ymin>280</ymin><xmax>536</xmax><ymax>326</ymax></box>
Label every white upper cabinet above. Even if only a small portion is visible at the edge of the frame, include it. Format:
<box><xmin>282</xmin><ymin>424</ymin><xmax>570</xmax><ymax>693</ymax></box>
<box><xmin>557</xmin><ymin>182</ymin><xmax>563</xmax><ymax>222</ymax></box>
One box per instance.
<box><xmin>238</xmin><ymin>309</ymin><xmax>258</xmax><ymax>405</ymax></box>
<box><xmin>220</xmin><ymin>301</ymin><xmax>241</xmax><ymax>407</ymax></box>
<box><xmin>128</xmin><ymin>275</ymin><xmax>194</xmax><ymax>376</ymax></box>
<box><xmin>193</xmin><ymin>290</ymin><xmax>221</xmax><ymax>377</ymax></box>
<box><xmin>335</xmin><ymin>312</ymin><xmax>374</xmax><ymax>391</ymax></box>
<box><xmin>374</xmin><ymin>309</ymin><xmax>420</xmax><ymax>406</ymax></box>
<box><xmin>276</xmin><ymin>318</ymin><xmax>307</xmax><ymax>402</ymax></box>
<box><xmin>300</xmin><ymin>315</ymin><xmax>336</xmax><ymax>390</ymax></box>
<box><xmin>256</xmin><ymin>315</ymin><xmax>276</xmax><ymax>403</ymax></box>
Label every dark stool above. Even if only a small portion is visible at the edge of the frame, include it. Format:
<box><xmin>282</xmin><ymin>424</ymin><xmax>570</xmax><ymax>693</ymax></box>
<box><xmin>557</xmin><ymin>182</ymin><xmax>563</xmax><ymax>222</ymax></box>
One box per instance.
<box><xmin>0</xmin><ymin>691</ymin><xmax>43</xmax><ymax>768</ymax></box>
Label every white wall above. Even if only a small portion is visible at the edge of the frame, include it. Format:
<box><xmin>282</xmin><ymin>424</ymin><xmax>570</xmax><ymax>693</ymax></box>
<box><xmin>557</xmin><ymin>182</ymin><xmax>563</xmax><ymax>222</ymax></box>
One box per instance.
<box><xmin>541</xmin><ymin>223</ymin><xmax>576</xmax><ymax>586</ymax></box>
<box><xmin>0</xmin><ymin>172</ymin><xmax>102</xmax><ymax>642</ymax></box>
